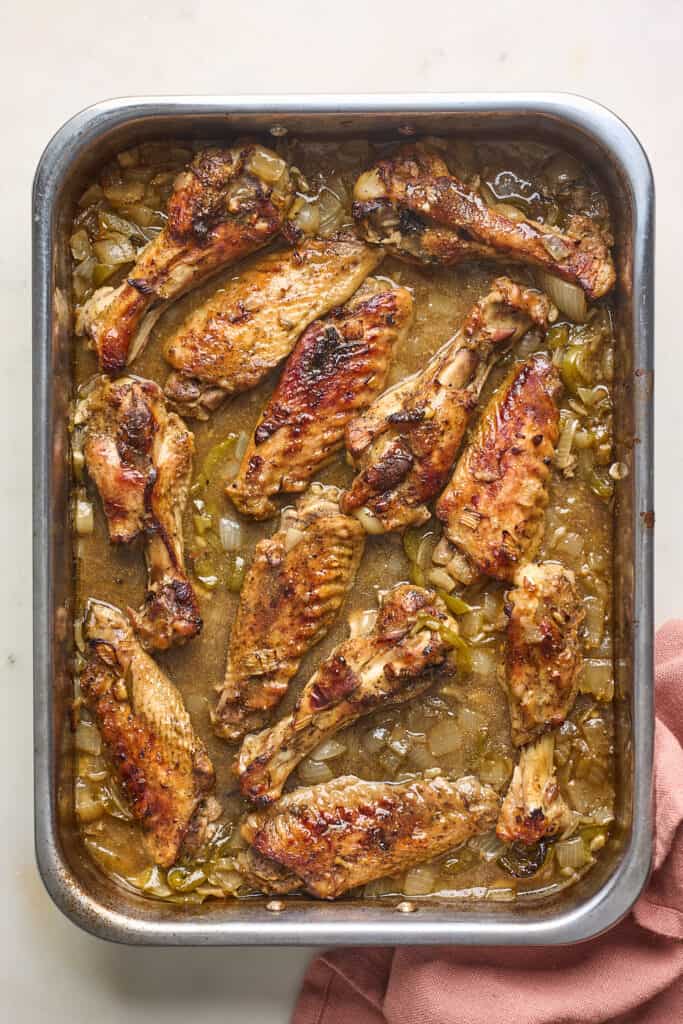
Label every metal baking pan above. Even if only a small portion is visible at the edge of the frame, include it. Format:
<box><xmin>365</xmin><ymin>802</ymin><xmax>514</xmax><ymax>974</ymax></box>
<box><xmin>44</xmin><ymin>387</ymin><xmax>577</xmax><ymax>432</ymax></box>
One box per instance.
<box><xmin>33</xmin><ymin>93</ymin><xmax>654</xmax><ymax>946</ymax></box>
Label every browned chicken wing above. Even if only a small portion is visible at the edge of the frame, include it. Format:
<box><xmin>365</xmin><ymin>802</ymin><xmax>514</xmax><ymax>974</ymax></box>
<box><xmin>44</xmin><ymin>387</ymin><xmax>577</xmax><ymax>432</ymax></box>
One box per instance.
<box><xmin>226</xmin><ymin>280</ymin><xmax>413</xmax><ymax>519</ymax></box>
<box><xmin>75</xmin><ymin>145</ymin><xmax>294</xmax><ymax>373</ymax></box>
<box><xmin>341</xmin><ymin>278</ymin><xmax>552</xmax><ymax>533</ymax></box>
<box><xmin>497</xmin><ymin>734</ymin><xmax>573</xmax><ymax>844</ymax></box>
<box><xmin>353</xmin><ymin>144</ymin><xmax>615</xmax><ymax>299</ymax></box>
<box><xmin>164</xmin><ymin>237</ymin><xmax>383</xmax><ymax>418</ymax></box>
<box><xmin>434</xmin><ymin>353</ymin><xmax>562</xmax><ymax>586</ymax></box>
<box><xmin>212</xmin><ymin>485</ymin><xmax>365</xmax><ymax>741</ymax></box>
<box><xmin>81</xmin><ymin>600</ymin><xmax>220</xmax><ymax>868</ymax></box>
<box><xmin>242</xmin><ymin>773</ymin><xmax>500</xmax><ymax>899</ymax></box>
<box><xmin>74</xmin><ymin>376</ymin><xmax>201</xmax><ymax>649</ymax></box>
<box><xmin>505</xmin><ymin>561</ymin><xmax>585</xmax><ymax>747</ymax></box>
<box><xmin>237</xmin><ymin>584</ymin><xmax>454</xmax><ymax>804</ymax></box>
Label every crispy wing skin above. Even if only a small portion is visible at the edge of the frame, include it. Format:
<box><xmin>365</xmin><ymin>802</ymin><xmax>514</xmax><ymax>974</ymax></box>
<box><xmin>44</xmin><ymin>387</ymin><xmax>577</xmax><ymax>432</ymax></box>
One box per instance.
<box><xmin>340</xmin><ymin>278</ymin><xmax>552</xmax><ymax>533</ymax></box>
<box><xmin>242</xmin><ymin>773</ymin><xmax>499</xmax><ymax>899</ymax></box>
<box><xmin>75</xmin><ymin>376</ymin><xmax>201</xmax><ymax>649</ymax></box>
<box><xmin>226</xmin><ymin>281</ymin><xmax>413</xmax><ymax>519</ymax></box>
<box><xmin>497</xmin><ymin>734</ymin><xmax>572</xmax><ymax>844</ymax></box>
<box><xmin>505</xmin><ymin>562</ymin><xmax>585</xmax><ymax>747</ymax></box>
<box><xmin>238</xmin><ymin>585</ymin><xmax>454</xmax><ymax>804</ymax></box>
<box><xmin>434</xmin><ymin>353</ymin><xmax>561</xmax><ymax>585</ymax></box>
<box><xmin>81</xmin><ymin>600</ymin><xmax>220</xmax><ymax>868</ymax></box>
<box><xmin>164</xmin><ymin>238</ymin><xmax>384</xmax><ymax>419</ymax></box>
<box><xmin>212</xmin><ymin>485</ymin><xmax>365</xmax><ymax>741</ymax></box>
<box><xmin>353</xmin><ymin>144</ymin><xmax>615</xmax><ymax>300</ymax></box>
<box><xmin>75</xmin><ymin>145</ymin><xmax>294</xmax><ymax>373</ymax></box>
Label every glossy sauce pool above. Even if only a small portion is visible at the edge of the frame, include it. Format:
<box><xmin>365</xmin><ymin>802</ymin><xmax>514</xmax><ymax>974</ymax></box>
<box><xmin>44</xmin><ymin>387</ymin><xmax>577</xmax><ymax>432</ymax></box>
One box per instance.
<box><xmin>70</xmin><ymin>136</ymin><xmax>616</xmax><ymax>904</ymax></box>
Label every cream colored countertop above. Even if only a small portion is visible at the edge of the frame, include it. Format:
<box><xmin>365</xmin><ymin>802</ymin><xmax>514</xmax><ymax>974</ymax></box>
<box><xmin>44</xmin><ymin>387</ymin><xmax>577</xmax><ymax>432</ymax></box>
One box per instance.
<box><xmin>1</xmin><ymin>1</ymin><xmax>678</xmax><ymax>1020</ymax></box>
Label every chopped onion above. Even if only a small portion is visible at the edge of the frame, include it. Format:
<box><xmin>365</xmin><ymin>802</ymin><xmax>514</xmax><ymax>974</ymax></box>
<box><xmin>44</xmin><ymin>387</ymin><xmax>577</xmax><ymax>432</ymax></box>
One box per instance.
<box><xmin>579</xmin><ymin>659</ymin><xmax>614</xmax><ymax>701</ymax></box>
<box><xmin>93</xmin><ymin>234</ymin><xmax>136</xmax><ymax>266</ymax></box>
<box><xmin>403</xmin><ymin>863</ymin><xmax>436</xmax><ymax>896</ymax></box>
<box><xmin>234</xmin><ymin>432</ymin><xmax>249</xmax><ymax>460</ymax></box>
<box><xmin>248</xmin><ymin>148</ymin><xmax>287</xmax><ymax>184</ymax></box>
<box><xmin>431</xmin><ymin>536</ymin><xmax>452</xmax><ymax>566</ymax></box>
<box><xmin>469</xmin><ymin>831</ymin><xmax>506</xmax><ymax>863</ymax></box>
<box><xmin>415</xmin><ymin>533</ymin><xmax>436</xmax><ymax>569</ymax></box>
<box><xmin>555</xmin><ymin>835</ymin><xmax>587</xmax><ymax>870</ymax></box>
<box><xmin>75</xmin><ymin>779</ymin><xmax>105</xmax><ymax>823</ymax></box>
<box><xmin>428</xmin><ymin>567</ymin><xmax>455</xmax><ymax>592</ymax></box>
<box><xmin>408</xmin><ymin>743</ymin><xmax>439</xmax><ymax>770</ymax></box>
<box><xmin>554</xmin><ymin>530</ymin><xmax>583</xmax><ymax>560</ymax></box>
<box><xmin>75</xmin><ymin>497</ymin><xmax>94</xmax><ymax>535</ymax></box>
<box><xmin>468</xmin><ymin>647</ymin><xmax>497</xmax><ymax>678</ymax></box>
<box><xmin>428</xmin><ymin>718</ymin><xmax>460</xmax><ymax>756</ymax></box>
<box><xmin>103</xmin><ymin>779</ymin><xmax>134</xmax><ymax>821</ymax></box>
<box><xmin>318</xmin><ymin>186</ymin><xmax>347</xmax><ymax>237</ymax></box>
<box><xmin>70</xmin><ymin>229</ymin><xmax>92</xmax><ymax>261</ymax></box>
<box><xmin>583</xmin><ymin>596</ymin><xmax>605</xmax><ymax>649</ymax></box>
<box><xmin>362</xmin><ymin>726</ymin><xmax>389</xmax><ymax>755</ymax></box>
<box><xmin>297</xmin><ymin>758</ymin><xmax>334</xmax><ymax>785</ymax></box>
<box><xmin>72</xmin><ymin>446</ymin><xmax>85</xmax><ymax>481</ymax></box>
<box><xmin>387</xmin><ymin>727</ymin><xmax>410</xmax><ymax>758</ymax></box>
<box><xmin>218</xmin><ymin>516</ymin><xmax>242</xmax><ymax>553</ymax></box>
<box><xmin>354</xmin><ymin>507</ymin><xmax>385</xmax><ymax>535</ymax></box>
<box><xmin>537</xmin><ymin>271</ymin><xmax>588</xmax><ymax>322</ymax></box>
<box><xmin>75</xmin><ymin>721</ymin><xmax>102</xmax><ymax>756</ymax></box>
<box><xmin>458</xmin><ymin>706</ymin><xmax>487</xmax><ymax>739</ymax></box>
<box><xmin>349</xmin><ymin>608</ymin><xmax>378</xmax><ymax>638</ymax></box>
<box><xmin>291</xmin><ymin>199</ymin><xmax>320</xmax><ymax>236</ymax></box>
<box><xmin>311</xmin><ymin>737</ymin><xmax>346</xmax><ymax>761</ymax></box>
<box><xmin>555</xmin><ymin>414</ymin><xmax>578</xmax><ymax>470</ymax></box>
<box><xmin>447</xmin><ymin>549</ymin><xmax>476</xmax><ymax>585</ymax></box>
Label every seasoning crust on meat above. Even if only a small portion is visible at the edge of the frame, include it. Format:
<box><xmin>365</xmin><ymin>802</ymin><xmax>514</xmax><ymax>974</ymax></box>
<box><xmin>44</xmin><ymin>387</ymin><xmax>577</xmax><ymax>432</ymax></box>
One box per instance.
<box><xmin>81</xmin><ymin>600</ymin><xmax>220</xmax><ymax>868</ymax></box>
<box><xmin>505</xmin><ymin>561</ymin><xmax>585</xmax><ymax>747</ymax></box>
<box><xmin>242</xmin><ymin>773</ymin><xmax>500</xmax><ymax>899</ymax></box>
<box><xmin>237</xmin><ymin>584</ymin><xmax>455</xmax><ymax>804</ymax></box>
<box><xmin>76</xmin><ymin>145</ymin><xmax>294</xmax><ymax>372</ymax></box>
<box><xmin>227</xmin><ymin>279</ymin><xmax>413</xmax><ymax>519</ymax></box>
<box><xmin>213</xmin><ymin>485</ymin><xmax>365</xmax><ymax>741</ymax></box>
<box><xmin>434</xmin><ymin>353</ymin><xmax>562</xmax><ymax>585</ymax></box>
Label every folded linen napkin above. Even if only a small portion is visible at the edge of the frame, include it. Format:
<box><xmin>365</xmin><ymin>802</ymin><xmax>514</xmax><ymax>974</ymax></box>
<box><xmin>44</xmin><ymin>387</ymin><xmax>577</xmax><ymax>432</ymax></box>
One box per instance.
<box><xmin>294</xmin><ymin>623</ymin><xmax>683</xmax><ymax>1024</ymax></box>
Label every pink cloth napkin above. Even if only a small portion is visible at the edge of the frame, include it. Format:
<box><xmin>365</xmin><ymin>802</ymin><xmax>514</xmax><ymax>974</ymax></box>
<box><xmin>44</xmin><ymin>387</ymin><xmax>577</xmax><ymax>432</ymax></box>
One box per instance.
<box><xmin>294</xmin><ymin>622</ymin><xmax>683</xmax><ymax>1024</ymax></box>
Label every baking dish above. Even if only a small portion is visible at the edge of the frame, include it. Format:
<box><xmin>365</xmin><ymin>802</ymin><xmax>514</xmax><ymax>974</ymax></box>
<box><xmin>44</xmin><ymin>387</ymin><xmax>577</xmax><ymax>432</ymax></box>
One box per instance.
<box><xmin>33</xmin><ymin>93</ymin><xmax>654</xmax><ymax>945</ymax></box>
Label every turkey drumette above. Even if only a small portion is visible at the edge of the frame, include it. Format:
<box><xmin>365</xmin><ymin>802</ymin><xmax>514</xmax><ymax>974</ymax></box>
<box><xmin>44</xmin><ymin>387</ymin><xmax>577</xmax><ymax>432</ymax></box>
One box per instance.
<box><xmin>237</xmin><ymin>584</ymin><xmax>454</xmax><ymax>805</ymax></box>
<box><xmin>340</xmin><ymin>278</ymin><xmax>552</xmax><ymax>533</ymax></box>
<box><xmin>353</xmin><ymin>144</ymin><xmax>615</xmax><ymax>300</ymax></box>
<box><xmin>81</xmin><ymin>600</ymin><xmax>220</xmax><ymax>868</ymax></box>
<box><xmin>74</xmin><ymin>375</ymin><xmax>201</xmax><ymax>650</ymax></box>
<box><xmin>496</xmin><ymin>734</ymin><xmax>573</xmax><ymax>844</ymax></box>
<box><xmin>76</xmin><ymin>144</ymin><xmax>294</xmax><ymax>372</ymax></box>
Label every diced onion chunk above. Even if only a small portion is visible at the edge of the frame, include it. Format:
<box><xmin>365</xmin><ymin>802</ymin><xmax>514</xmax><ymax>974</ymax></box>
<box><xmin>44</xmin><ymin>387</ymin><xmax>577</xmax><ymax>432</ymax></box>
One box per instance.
<box><xmin>218</xmin><ymin>517</ymin><xmax>242</xmax><ymax>553</ymax></box>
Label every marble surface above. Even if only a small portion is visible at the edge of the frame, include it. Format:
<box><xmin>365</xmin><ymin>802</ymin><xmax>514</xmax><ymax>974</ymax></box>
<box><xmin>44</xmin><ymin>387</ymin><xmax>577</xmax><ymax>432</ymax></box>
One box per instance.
<box><xmin>1</xmin><ymin>1</ymin><xmax>679</xmax><ymax>1020</ymax></box>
